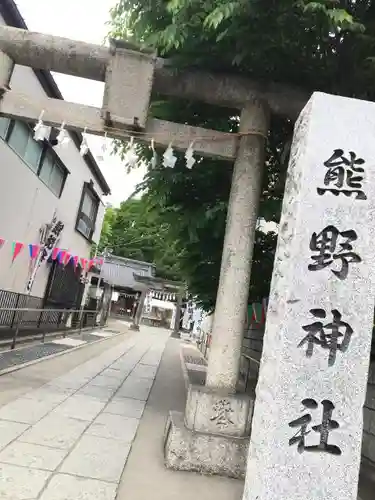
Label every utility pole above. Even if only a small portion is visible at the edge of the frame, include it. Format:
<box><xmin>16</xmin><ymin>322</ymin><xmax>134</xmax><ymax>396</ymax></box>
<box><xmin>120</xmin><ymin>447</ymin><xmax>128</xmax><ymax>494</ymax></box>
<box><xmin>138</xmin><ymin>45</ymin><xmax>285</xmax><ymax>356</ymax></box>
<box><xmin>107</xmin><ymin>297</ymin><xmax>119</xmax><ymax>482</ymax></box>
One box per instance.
<box><xmin>94</xmin><ymin>247</ymin><xmax>111</xmax><ymax>326</ymax></box>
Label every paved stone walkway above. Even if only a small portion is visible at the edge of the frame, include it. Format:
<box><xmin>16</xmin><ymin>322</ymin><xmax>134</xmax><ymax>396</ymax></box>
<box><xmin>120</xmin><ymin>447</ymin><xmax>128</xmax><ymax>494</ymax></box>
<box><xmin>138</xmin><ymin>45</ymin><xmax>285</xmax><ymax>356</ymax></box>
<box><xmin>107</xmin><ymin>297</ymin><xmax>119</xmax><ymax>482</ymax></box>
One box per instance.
<box><xmin>0</xmin><ymin>327</ymin><xmax>169</xmax><ymax>500</ymax></box>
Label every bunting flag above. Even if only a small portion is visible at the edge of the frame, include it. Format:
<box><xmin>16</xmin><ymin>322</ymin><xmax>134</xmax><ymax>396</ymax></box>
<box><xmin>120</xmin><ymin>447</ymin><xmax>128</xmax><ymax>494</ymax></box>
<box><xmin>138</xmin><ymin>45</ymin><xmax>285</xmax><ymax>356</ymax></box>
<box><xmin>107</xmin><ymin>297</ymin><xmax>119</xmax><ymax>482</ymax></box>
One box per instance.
<box><xmin>0</xmin><ymin>235</ymin><xmax>102</xmax><ymax>274</ymax></box>
<box><xmin>63</xmin><ymin>252</ymin><xmax>72</xmax><ymax>266</ymax></box>
<box><xmin>28</xmin><ymin>244</ymin><xmax>40</xmax><ymax>260</ymax></box>
<box><xmin>12</xmin><ymin>242</ymin><xmax>24</xmax><ymax>262</ymax></box>
<box><xmin>80</xmin><ymin>257</ymin><xmax>88</xmax><ymax>271</ymax></box>
<box><xmin>51</xmin><ymin>247</ymin><xmax>60</xmax><ymax>261</ymax></box>
<box><xmin>58</xmin><ymin>250</ymin><xmax>67</xmax><ymax>264</ymax></box>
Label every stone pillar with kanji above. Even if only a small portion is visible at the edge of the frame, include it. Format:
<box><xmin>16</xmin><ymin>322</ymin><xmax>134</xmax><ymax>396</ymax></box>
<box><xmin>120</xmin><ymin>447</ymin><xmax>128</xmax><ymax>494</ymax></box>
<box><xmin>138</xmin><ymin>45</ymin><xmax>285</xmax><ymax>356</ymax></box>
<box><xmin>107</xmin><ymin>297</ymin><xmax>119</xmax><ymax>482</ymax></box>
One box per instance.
<box><xmin>243</xmin><ymin>92</ymin><xmax>375</xmax><ymax>500</ymax></box>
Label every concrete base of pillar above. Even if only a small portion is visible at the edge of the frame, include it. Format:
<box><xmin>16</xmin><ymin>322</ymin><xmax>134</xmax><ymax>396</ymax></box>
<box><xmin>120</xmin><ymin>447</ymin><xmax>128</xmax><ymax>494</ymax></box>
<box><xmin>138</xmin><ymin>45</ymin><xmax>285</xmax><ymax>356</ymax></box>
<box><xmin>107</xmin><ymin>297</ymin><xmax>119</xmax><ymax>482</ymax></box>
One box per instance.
<box><xmin>164</xmin><ymin>411</ymin><xmax>248</xmax><ymax>479</ymax></box>
<box><xmin>129</xmin><ymin>324</ymin><xmax>140</xmax><ymax>331</ymax></box>
<box><xmin>164</xmin><ymin>344</ymin><xmax>255</xmax><ymax>478</ymax></box>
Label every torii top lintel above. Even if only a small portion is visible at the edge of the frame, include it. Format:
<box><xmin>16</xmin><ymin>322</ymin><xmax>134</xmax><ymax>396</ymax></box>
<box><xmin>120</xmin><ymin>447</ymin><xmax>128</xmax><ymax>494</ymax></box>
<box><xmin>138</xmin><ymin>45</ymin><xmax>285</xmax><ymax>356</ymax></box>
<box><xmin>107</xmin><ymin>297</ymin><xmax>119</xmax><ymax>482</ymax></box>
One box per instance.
<box><xmin>0</xmin><ymin>25</ymin><xmax>308</xmax><ymax>120</ymax></box>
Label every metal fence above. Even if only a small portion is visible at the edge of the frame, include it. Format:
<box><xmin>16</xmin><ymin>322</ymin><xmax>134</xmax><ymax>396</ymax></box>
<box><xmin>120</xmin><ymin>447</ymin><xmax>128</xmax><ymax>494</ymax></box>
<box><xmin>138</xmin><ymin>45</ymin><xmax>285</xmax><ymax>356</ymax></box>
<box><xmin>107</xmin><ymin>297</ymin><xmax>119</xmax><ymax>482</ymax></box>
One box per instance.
<box><xmin>0</xmin><ymin>289</ymin><xmax>43</xmax><ymax>328</ymax></box>
<box><xmin>0</xmin><ymin>307</ymin><xmax>99</xmax><ymax>350</ymax></box>
<box><xmin>0</xmin><ymin>288</ymin><xmax>101</xmax><ymax>349</ymax></box>
<box><xmin>0</xmin><ymin>289</ymin><xmax>97</xmax><ymax>329</ymax></box>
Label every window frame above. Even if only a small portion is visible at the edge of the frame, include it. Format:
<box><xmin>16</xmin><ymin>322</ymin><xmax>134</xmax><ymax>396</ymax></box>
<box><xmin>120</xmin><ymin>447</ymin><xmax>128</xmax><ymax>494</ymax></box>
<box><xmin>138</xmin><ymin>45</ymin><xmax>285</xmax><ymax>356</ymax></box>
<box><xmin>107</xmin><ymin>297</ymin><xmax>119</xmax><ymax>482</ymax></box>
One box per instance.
<box><xmin>37</xmin><ymin>147</ymin><xmax>68</xmax><ymax>198</ymax></box>
<box><xmin>1</xmin><ymin>119</ymin><xmax>68</xmax><ymax>198</ymax></box>
<box><xmin>75</xmin><ymin>182</ymin><xmax>100</xmax><ymax>242</ymax></box>
<box><xmin>6</xmin><ymin>120</ymin><xmax>42</xmax><ymax>173</ymax></box>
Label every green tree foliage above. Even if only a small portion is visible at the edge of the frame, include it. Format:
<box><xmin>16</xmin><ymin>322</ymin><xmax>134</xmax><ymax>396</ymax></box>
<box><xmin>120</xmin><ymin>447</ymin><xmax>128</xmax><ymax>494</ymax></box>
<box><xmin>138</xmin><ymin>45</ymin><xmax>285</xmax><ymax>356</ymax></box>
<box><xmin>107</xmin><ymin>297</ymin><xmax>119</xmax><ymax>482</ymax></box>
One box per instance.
<box><xmin>108</xmin><ymin>0</ymin><xmax>375</xmax><ymax>309</ymax></box>
<box><xmin>109</xmin><ymin>0</ymin><xmax>371</xmax><ymax>94</ymax></box>
<box><xmin>133</xmin><ymin>144</ymin><xmax>279</xmax><ymax>310</ymax></box>
<box><xmin>98</xmin><ymin>198</ymin><xmax>184</xmax><ymax>282</ymax></box>
<box><xmin>98</xmin><ymin>206</ymin><xmax>116</xmax><ymax>251</ymax></box>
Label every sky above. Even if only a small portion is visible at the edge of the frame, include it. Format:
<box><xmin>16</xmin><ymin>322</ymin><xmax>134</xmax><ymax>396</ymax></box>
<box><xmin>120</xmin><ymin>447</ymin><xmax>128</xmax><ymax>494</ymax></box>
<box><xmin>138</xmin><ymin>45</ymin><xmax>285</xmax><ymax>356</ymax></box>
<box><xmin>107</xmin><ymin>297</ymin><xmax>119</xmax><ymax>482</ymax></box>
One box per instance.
<box><xmin>15</xmin><ymin>0</ymin><xmax>147</xmax><ymax>207</ymax></box>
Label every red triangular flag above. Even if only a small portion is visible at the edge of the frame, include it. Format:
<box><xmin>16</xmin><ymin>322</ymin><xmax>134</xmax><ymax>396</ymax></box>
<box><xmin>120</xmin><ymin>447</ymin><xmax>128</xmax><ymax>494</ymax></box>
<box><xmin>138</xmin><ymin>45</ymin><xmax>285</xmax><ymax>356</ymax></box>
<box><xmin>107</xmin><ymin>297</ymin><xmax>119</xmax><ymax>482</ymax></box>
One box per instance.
<box><xmin>58</xmin><ymin>250</ymin><xmax>67</xmax><ymax>264</ymax></box>
<box><xmin>96</xmin><ymin>257</ymin><xmax>104</xmax><ymax>267</ymax></box>
<box><xmin>87</xmin><ymin>259</ymin><xmax>95</xmax><ymax>271</ymax></box>
<box><xmin>80</xmin><ymin>258</ymin><xmax>88</xmax><ymax>270</ymax></box>
<box><xmin>63</xmin><ymin>253</ymin><xmax>71</xmax><ymax>266</ymax></box>
<box><xmin>12</xmin><ymin>242</ymin><xmax>24</xmax><ymax>262</ymax></box>
<box><xmin>73</xmin><ymin>256</ymin><xmax>79</xmax><ymax>268</ymax></box>
<box><xmin>51</xmin><ymin>247</ymin><xmax>60</xmax><ymax>260</ymax></box>
<box><xmin>0</xmin><ymin>238</ymin><xmax>5</xmax><ymax>251</ymax></box>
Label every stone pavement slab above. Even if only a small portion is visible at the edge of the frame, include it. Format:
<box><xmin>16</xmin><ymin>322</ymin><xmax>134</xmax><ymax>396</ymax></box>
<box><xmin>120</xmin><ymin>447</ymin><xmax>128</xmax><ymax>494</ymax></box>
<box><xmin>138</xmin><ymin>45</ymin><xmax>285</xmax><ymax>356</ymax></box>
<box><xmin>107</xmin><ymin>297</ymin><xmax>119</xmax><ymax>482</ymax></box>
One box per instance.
<box><xmin>104</xmin><ymin>397</ymin><xmax>145</xmax><ymax>419</ymax></box>
<box><xmin>60</xmin><ymin>434</ymin><xmax>131</xmax><ymax>482</ymax></box>
<box><xmin>0</xmin><ymin>462</ymin><xmax>51</xmax><ymax>499</ymax></box>
<box><xmin>0</xmin><ymin>397</ymin><xmax>57</xmax><ymax>424</ymax></box>
<box><xmin>117</xmin><ymin>375</ymin><xmax>154</xmax><ymax>400</ymax></box>
<box><xmin>39</xmin><ymin>473</ymin><xmax>117</xmax><ymax>500</ymax></box>
<box><xmin>132</xmin><ymin>363</ymin><xmax>158</xmax><ymax>379</ymax></box>
<box><xmin>90</xmin><ymin>374</ymin><xmax>122</xmax><ymax>389</ymax></box>
<box><xmin>20</xmin><ymin>414</ymin><xmax>89</xmax><ymax>449</ymax></box>
<box><xmin>45</xmin><ymin>376</ymin><xmax>88</xmax><ymax>392</ymax></box>
<box><xmin>110</xmin><ymin>359</ymin><xmax>134</xmax><ymax>371</ymax></box>
<box><xmin>22</xmin><ymin>386</ymin><xmax>71</xmax><ymax>405</ymax></box>
<box><xmin>0</xmin><ymin>419</ymin><xmax>28</xmax><ymax>450</ymax></box>
<box><xmin>140</xmin><ymin>350</ymin><xmax>163</xmax><ymax>366</ymax></box>
<box><xmin>101</xmin><ymin>367</ymin><xmax>129</xmax><ymax>380</ymax></box>
<box><xmin>78</xmin><ymin>383</ymin><xmax>118</xmax><ymax>401</ymax></box>
<box><xmin>0</xmin><ymin>441</ymin><xmax>67</xmax><ymax>471</ymax></box>
<box><xmin>51</xmin><ymin>394</ymin><xmax>106</xmax><ymax>421</ymax></box>
<box><xmin>87</xmin><ymin>412</ymin><xmax>139</xmax><ymax>442</ymax></box>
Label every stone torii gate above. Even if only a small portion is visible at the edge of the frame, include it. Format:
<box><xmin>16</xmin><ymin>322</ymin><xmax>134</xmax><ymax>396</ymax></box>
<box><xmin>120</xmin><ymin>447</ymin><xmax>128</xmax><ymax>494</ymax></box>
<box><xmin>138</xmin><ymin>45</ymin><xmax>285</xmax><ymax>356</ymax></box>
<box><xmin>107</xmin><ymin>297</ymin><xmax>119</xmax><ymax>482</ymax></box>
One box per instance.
<box><xmin>0</xmin><ymin>25</ymin><xmax>303</xmax><ymax>480</ymax></box>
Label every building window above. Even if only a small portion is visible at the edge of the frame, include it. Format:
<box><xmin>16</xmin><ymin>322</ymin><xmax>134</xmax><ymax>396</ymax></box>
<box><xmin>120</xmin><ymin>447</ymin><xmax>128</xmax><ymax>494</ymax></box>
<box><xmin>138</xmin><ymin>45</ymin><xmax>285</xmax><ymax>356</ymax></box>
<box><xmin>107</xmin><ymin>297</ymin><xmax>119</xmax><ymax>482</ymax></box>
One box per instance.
<box><xmin>7</xmin><ymin>121</ymin><xmax>43</xmax><ymax>172</ymax></box>
<box><xmin>2</xmin><ymin>119</ymin><xmax>68</xmax><ymax>197</ymax></box>
<box><xmin>76</xmin><ymin>183</ymin><xmax>99</xmax><ymax>240</ymax></box>
<box><xmin>39</xmin><ymin>150</ymin><xmax>66</xmax><ymax>197</ymax></box>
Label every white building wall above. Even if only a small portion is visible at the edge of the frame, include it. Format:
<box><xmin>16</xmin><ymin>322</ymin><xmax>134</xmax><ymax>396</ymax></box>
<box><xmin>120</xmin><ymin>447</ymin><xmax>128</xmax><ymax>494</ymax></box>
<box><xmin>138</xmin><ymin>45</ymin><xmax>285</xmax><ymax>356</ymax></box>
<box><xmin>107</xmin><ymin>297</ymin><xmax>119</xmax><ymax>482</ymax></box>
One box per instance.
<box><xmin>0</xmin><ymin>14</ymin><xmax>107</xmax><ymax>298</ymax></box>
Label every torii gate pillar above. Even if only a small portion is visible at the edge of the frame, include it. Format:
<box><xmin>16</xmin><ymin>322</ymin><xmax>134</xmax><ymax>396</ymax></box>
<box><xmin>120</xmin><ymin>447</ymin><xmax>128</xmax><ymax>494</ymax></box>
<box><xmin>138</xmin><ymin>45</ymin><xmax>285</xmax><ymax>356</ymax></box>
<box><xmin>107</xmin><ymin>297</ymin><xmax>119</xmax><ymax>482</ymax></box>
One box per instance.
<box><xmin>164</xmin><ymin>99</ymin><xmax>269</xmax><ymax>479</ymax></box>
